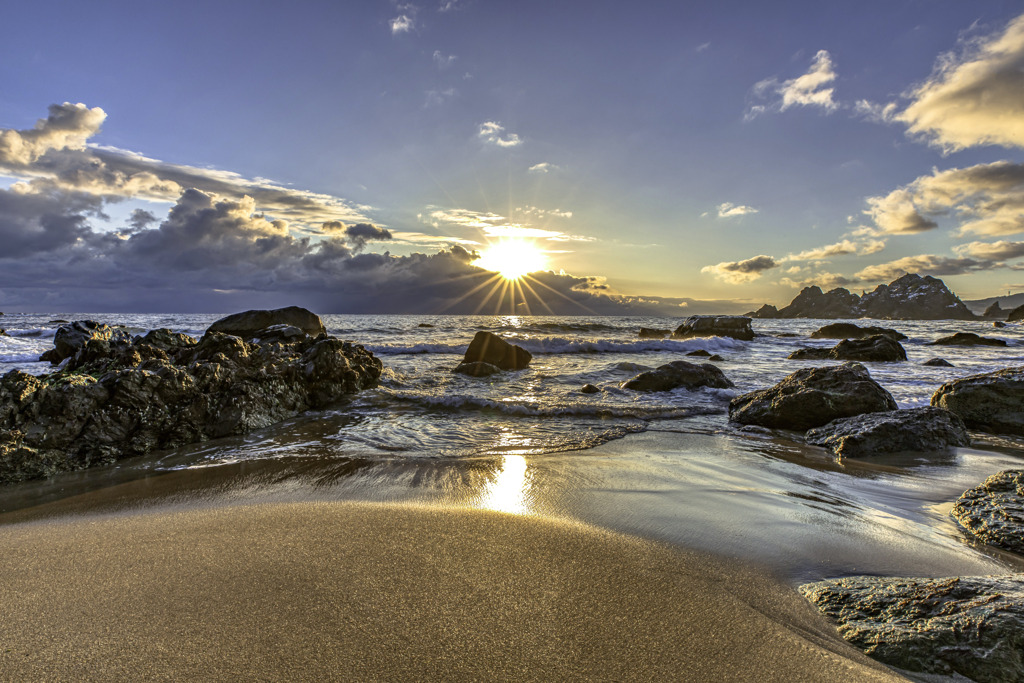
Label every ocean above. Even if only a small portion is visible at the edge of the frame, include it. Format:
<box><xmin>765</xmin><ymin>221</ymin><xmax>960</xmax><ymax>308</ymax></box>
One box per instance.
<box><xmin>3</xmin><ymin>312</ymin><xmax>1024</xmax><ymax>582</ymax></box>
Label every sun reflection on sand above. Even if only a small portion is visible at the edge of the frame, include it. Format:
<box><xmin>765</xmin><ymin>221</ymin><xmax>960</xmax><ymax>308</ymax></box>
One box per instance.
<box><xmin>478</xmin><ymin>454</ymin><xmax>533</xmax><ymax>514</ymax></box>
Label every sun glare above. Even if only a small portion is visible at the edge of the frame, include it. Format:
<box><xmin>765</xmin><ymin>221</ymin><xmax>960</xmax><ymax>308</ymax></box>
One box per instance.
<box><xmin>475</xmin><ymin>239</ymin><xmax>548</xmax><ymax>280</ymax></box>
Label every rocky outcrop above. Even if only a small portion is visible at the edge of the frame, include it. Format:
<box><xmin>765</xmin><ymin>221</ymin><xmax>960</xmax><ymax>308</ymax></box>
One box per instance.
<box><xmin>207</xmin><ymin>306</ymin><xmax>327</xmax><ymax>339</ymax></box>
<box><xmin>800</xmin><ymin>574</ymin><xmax>1024</xmax><ymax>683</ymax></box>
<box><xmin>809</xmin><ymin>323</ymin><xmax>906</xmax><ymax>341</ymax></box>
<box><xmin>984</xmin><ymin>301</ymin><xmax>1005</xmax><ymax>318</ymax></box>
<box><xmin>952</xmin><ymin>470</ymin><xmax>1024</xmax><ymax>554</ymax></box>
<box><xmin>1009</xmin><ymin>305</ymin><xmax>1024</xmax><ymax>322</ymax></box>
<box><xmin>923</xmin><ymin>358</ymin><xmax>954</xmax><ymax>367</ymax></box>
<box><xmin>729</xmin><ymin>363</ymin><xmax>897</xmax><ymax>430</ymax></box>
<box><xmin>788</xmin><ymin>336</ymin><xmax>907</xmax><ymax>362</ymax></box>
<box><xmin>39</xmin><ymin>320</ymin><xmax>133</xmax><ymax>365</ymax></box>
<box><xmin>0</xmin><ymin>325</ymin><xmax>382</xmax><ymax>485</ymax></box>
<box><xmin>637</xmin><ymin>327</ymin><xmax>670</xmax><ymax>339</ymax></box>
<box><xmin>931</xmin><ymin>367</ymin><xmax>1024</xmax><ymax>435</ymax></box>
<box><xmin>672</xmin><ymin>316</ymin><xmax>753</xmax><ymax>341</ymax></box>
<box><xmin>927</xmin><ymin>332</ymin><xmax>1007</xmax><ymax>347</ymax></box>
<box><xmin>776</xmin><ymin>286</ymin><xmax>861</xmax><ymax>319</ymax></box>
<box><xmin>685</xmin><ymin>349</ymin><xmax>711</xmax><ymax>357</ymax></box>
<box><xmin>744</xmin><ymin>304</ymin><xmax>779</xmax><ymax>319</ymax></box>
<box><xmin>622</xmin><ymin>360</ymin><xmax>733</xmax><ymax>392</ymax></box>
<box><xmin>805</xmin><ymin>407</ymin><xmax>969</xmax><ymax>458</ymax></box>
<box><xmin>460</xmin><ymin>331</ymin><xmax>532</xmax><ymax>371</ymax></box>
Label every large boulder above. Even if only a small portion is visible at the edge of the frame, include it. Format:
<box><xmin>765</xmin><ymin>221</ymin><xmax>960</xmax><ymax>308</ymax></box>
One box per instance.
<box><xmin>729</xmin><ymin>362</ymin><xmax>897</xmax><ymax>430</ymax></box>
<box><xmin>805</xmin><ymin>407</ymin><xmax>969</xmax><ymax>458</ymax></box>
<box><xmin>207</xmin><ymin>306</ymin><xmax>326</xmax><ymax>339</ymax></box>
<box><xmin>0</xmin><ymin>326</ymin><xmax>382</xmax><ymax>485</ymax></box>
<box><xmin>788</xmin><ymin>335</ymin><xmax>907</xmax><ymax>362</ymax></box>
<box><xmin>800</xmin><ymin>574</ymin><xmax>1024</xmax><ymax>683</ymax></box>
<box><xmin>809</xmin><ymin>323</ymin><xmax>906</xmax><ymax>341</ymax></box>
<box><xmin>776</xmin><ymin>286</ymin><xmax>860</xmax><ymax>318</ymax></box>
<box><xmin>40</xmin><ymin>320</ymin><xmax>133</xmax><ymax>365</ymax></box>
<box><xmin>1009</xmin><ymin>304</ymin><xmax>1024</xmax><ymax>322</ymax></box>
<box><xmin>927</xmin><ymin>332</ymin><xmax>1006</xmax><ymax>347</ymax></box>
<box><xmin>951</xmin><ymin>470</ymin><xmax>1024</xmax><ymax>554</ymax></box>
<box><xmin>931</xmin><ymin>367</ymin><xmax>1024</xmax><ymax>435</ymax></box>
<box><xmin>462</xmin><ymin>331</ymin><xmax>531</xmax><ymax>371</ymax></box>
<box><xmin>622</xmin><ymin>360</ymin><xmax>733</xmax><ymax>392</ymax></box>
<box><xmin>672</xmin><ymin>315</ymin><xmax>753</xmax><ymax>341</ymax></box>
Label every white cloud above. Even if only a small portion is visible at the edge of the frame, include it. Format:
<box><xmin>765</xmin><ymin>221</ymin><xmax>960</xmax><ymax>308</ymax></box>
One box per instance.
<box><xmin>954</xmin><ymin>240</ymin><xmax>1024</xmax><ymax>261</ymax></box>
<box><xmin>528</xmin><ymin>162</ymin><xmax>559</xmax><ymax>174</ymax></box>
<box><xmin>854</xmin><ymin>254</ymin><xmax>989</xmax><ymax>283</ymax></box>
<box><xmin>425</xmin><ymin>88</ymin><xmax>456</xmax><ymax>107</ymax></box>
<box><xmin>477</xmin><ymin>121</ymin><xmax>522</xmax><ymax>148</ymax></box>
<box><xmin>701</xmin><ymin>254</ymin><xmax>778</xmax><ymax>284</ymax></box>
<box><xmin>432</xmin><ymin>50</ymin><xmax>456</xmax><ymax>69</ymax></box>
<box><xmin>0</xmin><ymin>102</ymin><xmax>105</xmax><ymax>165</ymax></box>
<box><xmin>716</xmin><ymin>202</ymin><xmax>758</xmax><ymax>218</ymax></box>
<box><xmin>745</xmin><ymin>50</ymin><xmax>838</xmax><ymax>120</ymax></box>
<box><xmin>786</xmin><ymin>238</ymin><xmax>886</xmax><ymax>261</ymax></box>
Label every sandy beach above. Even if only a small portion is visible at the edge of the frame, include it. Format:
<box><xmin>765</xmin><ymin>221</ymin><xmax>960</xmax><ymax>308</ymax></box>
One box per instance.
<box><xmin>0</xmin><ymin>500</ymin><xmax>908</xmax><ymax>681</ymax></box>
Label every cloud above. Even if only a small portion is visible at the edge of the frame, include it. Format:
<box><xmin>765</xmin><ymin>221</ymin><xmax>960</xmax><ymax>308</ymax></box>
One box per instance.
<box><xmin>696</xmin><ymin>42</ymin><xmax>711</xmax><ymax>53</ymax></box>
<box><xmin>423</xmin><ymin>206</ymin><xmax>590</xmax><ymax>243</ymax></box>
<box><xmin>389</xmin><ymin>11</ymin><xmax>415</xmax><ymax>33</ymax></box>
<box><xmin>854</xmin><ymin>254</ymin><xmax>989</xmax><ymax>283</ymax></box>
<box><xmin>865</xmin><ymin>161</ymin><xmax>1024</xmax><ymax>237</ymax></box>
<box><xmin>528</xmin><ymin>162</ymin><xmax>559</xmax><ymax>174</ymax></box>
<box><xmin>701</xmin><ymin>255</ymin><xmax>778</xmax><ymax>284</ymax></box>
<box><xmin>954</xmin><ymin>240</ymin><xmax>1024</xmax><ymax>261</ymax></box>
<box><xmin>478</xmin><ymin>121</ymin><xmax>522</xmax><ymax>148</ymax></box>
<box><xmin>0</xmin><ymin>102</ymin><xmax>105</xmax><ymax>165</ymax></box>
<box><xmin>897</xmin><ymin>13</ymin><xmax>1024</xmax><ymax>152</ymax></box>
<box><xmin>716</xmin><ymin>202</ymin><xmax>758</xmax><ymax>218</ymax></box>
<box><xmin>746</xmin><ymin>50</ymin><xmax>838</xmax><ymax>120</ymax></box>
<box><xmin>432</xmin><ymin>50</ymin><xmax>456</xmax><ymax>68</ymax></box>
<box><xmin>779</xmin><ymin>270</ymin><xmax>857</xmax><ymax>290</ymax></box>
<box><xmin>344</xmin><ymin>222</ymin><xmax>393</xmax><ymax>250</ymax></box>
<box><xmin>786</xmin><ymin>238</ymin><xmax>886</xmax><ymax>261</ymax></box>
<box><xmin>425</xmin><ymin>88</ymin><xmax>456</xmax><ymax>107</ymax></box>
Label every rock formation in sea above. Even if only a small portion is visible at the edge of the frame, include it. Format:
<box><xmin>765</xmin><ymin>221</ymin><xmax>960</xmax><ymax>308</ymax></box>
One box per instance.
<box><xmin>923</xmin><ymin>358</ymin><xmax>954</xmax><ymax>367</ymax></box>
<box><xmin>805</xmin><ymin>407</ymin><xmax>969</xmax><ymax>459</ymax></box>
<box><xmin>1009</xmin><ymin>304</ymin><xmax>1024</xmax><ymax>322</ymax></box>
<box><xmin>729</xmin><ymin>362</ymin><xmax>897</xmax><ymax>430</ymax></box>
<box><xmin>637</xmin><ymin>327</ymin><xmax>670</xmax><ymax>339</ymax></box>
<box><xmin>206</xmin><ymin>305</ymin><xmax>327</xmax><ymax>339</ymax></box>
<box><xmin>951</xmin><ymin>469</ymin><xmax>1024</xmax><ymax>554</ymax></box>
<box><xmin>983</xmin><ymin>301</ymin><xmax>1005</xmax><ymax>318</ymax></box>
<box><xmin>787</xmin><ymin>335</ymin><xmax>907</xmax><ymax>362</ymax></box>
<box><xmin>671</xmin><ymin>315</ymin><xmax>754</xmax><ymax>341</ymax></box>
<box><xmin>931</xmin><ymin>367</ymin><xmax>1024</xmax><ymax>435</ymax></box>
<box><xmin>0</xmin><ymin>309</ymin><xmax>382</xmax><ymax>485</ymax></box>
<box><xmin>39</xmin><ymin>320</ymin><xmax>133</xmax><ymax>364</ymax></box>
<box><xmin>621</xmin><ymin>360</ymin><xmax>733</xmax><ymax>392</ymax></box>
<box><xmin>808</xmin><ymin>322</ymin><xmax>906</xmax><ymax>340</ymax></box>
<box><xmin>455</xmin><ymin>331</ymin><xmax>532</xmax><ymax>373</ymax></box>
<box><xmin>927</xmin><ymin>332</ymin><xmax>1007</xmax><ymax>347</ymax></box>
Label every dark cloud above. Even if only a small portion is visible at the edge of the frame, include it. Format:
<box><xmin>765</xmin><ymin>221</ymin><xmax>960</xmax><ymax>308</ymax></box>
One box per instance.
<box><xmin>0</xmin><ymin>187</ymin><xmax>103</xmax><ymax>258</ymax></box>
<box><xmin>701</xmin><ymin>255</ymin><xmax>778</xmax><ymax>283</ymax></box>
<box><xmin>344</xmin><ymin>222</ymin><xmax>393</xmax><ymax>251</ymax></box>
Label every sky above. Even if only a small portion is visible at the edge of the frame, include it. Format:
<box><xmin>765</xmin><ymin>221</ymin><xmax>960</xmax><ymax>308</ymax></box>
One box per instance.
<box><xmin>1</xmin><ymin>0</ymin><xmax>1023</xmax><ymax>314</ymax></box>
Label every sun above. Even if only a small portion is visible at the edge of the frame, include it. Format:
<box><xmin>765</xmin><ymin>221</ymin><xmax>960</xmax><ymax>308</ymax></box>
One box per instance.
<box><xmin>475</xmin><ymin>239</ymin><xmax>548</xmax><ymax>280</ymax></box>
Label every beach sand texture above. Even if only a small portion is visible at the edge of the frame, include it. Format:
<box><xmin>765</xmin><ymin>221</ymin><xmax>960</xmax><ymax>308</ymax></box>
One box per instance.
<box><xmin>0</xmin><ymin>501</ymin><xmax>905</xmax><ymax>681</ymax></box>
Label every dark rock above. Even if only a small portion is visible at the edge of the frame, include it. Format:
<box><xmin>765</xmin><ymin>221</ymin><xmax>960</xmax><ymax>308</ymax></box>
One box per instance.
<box><xmin>923</xmin><ymin>358</ymin><xmax>954</xmax><ymax>367</ymax></box>
<box><xmin>0</xmin><ymin>326</ymin><xmax>382</xmax><ymax>485</ymax></box>
<box><xmin>928</xmin><ymin>332</ymin><xmax>1006</xmax><ymax>346</ymax></box>
<box><xmin>858</xmin><ymin>274</ymin><xmax>976</xmax><ymax>320</ymax></box>
<box><xmin>417</xmin><ymin>323</ymin><xmax>434</xmax><ymax>328</ymax></box>
<box><xmin>622</xmin><ymin>360</ymin><xmax>733</xmax><ymax>392</ymax></box>
<box><xmin>463</xmin><ymin>331</ymin><xmax>532</xmax><ymax>371</ymax></box>
<box><xmin>809</xmin><ymin>323</ymin><xmax>906</xmax><ymax>341</ymax></box>
<box><xmin>47</xmin><ymin>319</ymin><xmax>68</xmax><ymax>324</ymax></box>
<box><xmin>207</xmin><ymin>306</ymin><xmax>326</xmax><ymax>339</ymax></box>
<box><xmin>952</xmin><ymin>470</ymin><xmax>1024</xmax><ymax>554</ymax></box>
<box><xmin>685</xmin><ymin>349</ymin><xmax>712</xmax><ymax>357</ymax></box>
<box><xmin>708</xmin><ymin>354</ymin><xmax>724</xmax><ymax>361</ymax></box>
<box><xmin>453</xmin><ymin>361</ymin><xmax>502</xmax><ymax>377</ymax></box>
<box><xmin>250</xmin><ymin>324</ymin><xmax>309</xmax><ymax>344</ymax></box>
<box><xmin>729</xmin><ymin>362</ymin><xmax>897</xmax><ymax>430</ymax></box>
<box><xmin>994</xmin><ymin>321</ymin><xmax>1008</xmax><ymax>328</ymax></box>
<box><xmin>984</xmin><ymin>301</ymin><xmax>1005</xmax><ymax>318</ymax></box>
<box><xmin>788</xmin><ymin>336</ymin><xmax>907</xmax><ymax>362</ymax></box>
<box><xmin>776</xmin><ymin>286</ymin><xmax>861</xmax><ymax>318</ymax></box>
<box><xmin>805</xmin><ymin>407</ymin><xmax>969</xmax><ymax>458</ymax></box>
<box><xmin>800</xmin><ymin>574</ymin><xmax>1024</xmax><ymax>682</ymax></box>
<box><xmin>672</xmin><ymin>316</ymin><xmax>753</xmax><ymax>341</ymax></box>
<box><xmin>638</xmin><ymin>327</ymin><xmax>670</xmax><ymax>339</ymax></box>
<box><xmin>0</xmin><ymin>329</ymin><xmax>6</xmax><ymax>337</ymax></box>
<box><xmin>580</xmin><ymin>383</ymin><xmax>601</xmax><ymax>394</ymax></box>
<box><xmin>744</xmin><ymin>304</ymin><xmax>779</xmax><ymax>319</ymax></box>
<box><xmin>41</xmin><ymin>320</ymin><xmax>133</xmax><ymax>365</ymax></box>
<box><xmin>931</xmin><ymin>367</ymin><xmax>1024</xmax><ymax>435</ymax></box>
<box><xmin>1009</xmin><ymin>304</ymin><xmax>1024</xmax><ymax>322</ymax></box>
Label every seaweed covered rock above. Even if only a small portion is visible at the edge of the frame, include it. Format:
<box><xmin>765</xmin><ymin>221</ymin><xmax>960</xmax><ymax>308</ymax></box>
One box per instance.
<box><xmin>622</xmin><ymin>360</ymin><xmax>733</xmax><ymax>392</ymax></box>
<box><xmin>207</xmin><ymin>306</ymin><xmax>327</xmax><ymax>339</ymax></box>
<box><xmin>788</xmin><ymin>336</ymin><xmax>907</xmax><ymax>362</ymax></box>
<box><xmin>800</xmin><ymin>574</ymin><xmax>1024</xmax><ymax>682</ymax></box>
<box><xmin>809</xmin><ymin>323</ymin><xmax>906</xmax><ymax>341</ymax></box>
<box><xmin>462</xmin><ymin>331</ymin><xmax>532</xmax><ymax>371</ymax></box>
<box><xmin>672</xmin><ymin>315</ymin><xmax>753</xmax><ymax>341</ymax></box>
<box><xmin>0</xmin><ymin>326</ymin><xmax>382</xmax><ymax>485</ymax></box>
<box><xmin>805</xmin><ymin>407</ymin><xmax>969</xmax><ymax>459</ymax></box>
<box><xmin>951</xmin><ymin>470</ymin><xmax>1024</xmax><ymax>554</ymax></box>
<box><xmin>931</xmin><ymin>367</ymin><xmax>1024</xmax><ymax>435</ymax></box>
<box><xmin>729</xmin><ymin>362</ymin><xmax>897</xmax><ymax>430</ymax></box>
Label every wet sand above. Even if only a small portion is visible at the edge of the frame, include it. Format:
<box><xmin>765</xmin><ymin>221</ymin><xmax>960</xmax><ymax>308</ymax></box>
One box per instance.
<box><xmin>0</xmin><ymin>500</ymin><xmax>905</xmax><ymax>682</ymax></box>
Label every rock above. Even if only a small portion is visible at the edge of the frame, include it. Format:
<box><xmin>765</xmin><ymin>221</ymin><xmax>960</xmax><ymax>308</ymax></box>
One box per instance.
<box><xmin>453</xmin><ymin>361</ymin><xmax>502</xmax><ymax>377</ymax></box>
<box><xmin>638</xmin><ymin>327</ymin><xmax>670</xmax><ymax>339</ymax></box>
<box><xmin>708</xmin><ymin>354</ymin><xmax>724</xmax><ymax>361</ymax></box>
<box><xmin>729</xmin><ymin>362</ymin><xmax>897</xmax><ymax>430</ymax></box>
<box><xmin>250</xmin><ymin>324</ymin><xmax>309</xmax><ymax>344</ymax></box>
<box><xmin>672</xmin><ymin>316</ymin><xmax>753</xmax><ymax>341</ymax></box>
<box><xmin>951</xmin><ymin>470</ymin><xmax>1024</xmax><ymax>554</ymax></box>
<box><xmin>40</xmin><ymin>320</ymin><xmax>133</xmax><ymax>365</ymax></box>
<box><xmin>788</xmin><ymin>336</ymin><xmax>907</xmax><ymax>362</ymax></box>
<box><xmin>580</xmin><ymin>383</ymin><xmax>601</xmax><ymax>394</ymax></box>
<box><xmin>47</xmin><ymin>319</ymin><xmax>68</xmax><ymax>324</ymax></box>
<box><xmin>995</xmin><ymin>321</ymin><xmax>1008</xmax><ymax>328</ymax></box>
<box><xmin>984</xmin><ymin>301</ymin><xmax>1005</xmax><ymax>318</ymax></box>
<box><xmin>417</xmin><ymin>323</ymin><xmax>434</xmax><ymax>328</ymax></box>
<box><xmin>685</xmin><ymin>349</ymin><xmax>712</xmax><ymax>357</ymax></box>
<box><xmin>0</xmin><ymin>325</ymin><xmax>382</xmax><ymax>485</ymax></box>
<box><xmin>800</xmin><ymin>574</ymin><xmax>1024</xmax><ymax>682</ymax></box>
<box><xmin>462</xmin><ymin>331</ymin><xmax>532</xmax><ymax>371</ymax></box>
<box><xmin>207</xmin><ymin>306</ymin><xmax>326</xmax><ymax>339</ymax></box>
<box><xmin>743</xmin><ymin>304</ymin><xmax>779</xmax><ymax>319</ymax></box>
<box><xmin>622</xmin><ymin>360</ymin><xmax>733</xmax><ymax>392</ymax></box>
<box><xmin>805</xmin><ymin>407</ymin><xmax>969</xmax><ymax>458</ymax></box>
<box><xmin>1009</xmin><ymin>304</ymin><xmax>1024</xmax><ymax>322</ymax></box>
<box><xmin>0</xmin><ymin>329</ymin><xmax>6</xmax><ymax>337</ymax></box>
<box><xmin>776</xmin><ymin>286</ymin><xmax>861</xmax><ymax>318</ymax></box>
<box><xmin>931</xmin><ymin>367</ymin><xmax>1024</xmax><ymax>435</ymax></box>
<box><xmin>809</xmin><ymin>323</ymin><xmax>906</xmax><ymax>341</ymax></box>
<box><xmin>923</xmin><ymin>358</ymin><xmax>954</xmax><ymax>367</ymax></box>
<box><xmin>858</xmin><ymin>274</ymin><xmax>976</xmax><ymax>320</ymax></box>
<box><xmin>928</xmin><ymin>332</ymin><xmax>1006</xmax><ymax>346</ymax></box>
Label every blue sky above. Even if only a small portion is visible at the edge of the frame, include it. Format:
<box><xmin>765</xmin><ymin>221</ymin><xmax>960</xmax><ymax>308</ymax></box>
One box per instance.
<box><xmin>1</xmin><ymin>0</ymin><xmax>1023</xmax><ymax>313</ymax></box>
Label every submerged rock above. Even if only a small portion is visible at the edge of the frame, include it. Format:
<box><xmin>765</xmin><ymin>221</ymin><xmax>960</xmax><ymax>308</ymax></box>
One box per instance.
<box><xmin>0</xmin><ymin>325</ymin><xmax>382</xmax><ymax>485</ymax></box>
<box><xmin>729</xmin><ymin>362</ymin><xmax>897</xmax><ymax>431</ymax></box>
<box><xmin>207</xmin><ymin>305</ymin><xmax>327</xmax><ymax>339</ymax></box>
<box><xmin>452</xmin><ymin>361</ymin><xmax>501</xmax><ymax>377</ymax></box>
<box><xmin>462</xmin><ymin>331</ymin><xmax>531</xmax><ymax>371</ymax></box>
<box><xmin>805</xmin><ymin>407</ymin><xmax>969</xmax><ymax>459</ymax></box>
<box><xmin>931</xmin><ymin>367</ymin><xmax>1024</xmax><ymax>435</ymax></box>
<box><xmin>685</xmin><ymin>349</ymin><xmax>711</xmax><ymax>357</ymax></box>
<box><xmin>927</xmin><ymin>332</ymin><xmax>1006</xmax><ymax>347</ymax></box>
<box><xmin>788</xmin><ymin>335</ymin><xmax>907</xmax><ymax>362</ymax></box>
<box><xmin>580</xmin><ymin>383</ymin><xmax>601</xmax><ymax>394</ymax></box>
<box><xmin>637</xmin><ymin>327</ymin><xmax>670</xmax><ymax>339</ymax></box>
<box><xmin>952</xmin><ymin>470</ymin><xmax>1024</xmax><ymax>555</ymax></box>
<box><xmin>672</xmin><ymin>315</ymin><xmax>753</xmax><ymax>341</ymax></box>
<box><xmin>923</xmin><ymin>357</ymin><xmax>954</xmax><ymax>367</ymax></box>
<box><xmin>809</xmin><ymin>323</ymin><xmax>906</xmax><ymax>341</ymax></box>
<box><xmin>995</xmin><ymin>321</ymin><xmax>1008</xmax><ymax>328</ymax></box>
<box><xmin>800</xmin><ymin>574</ymin><xmax>1024</xmax><ymax>683</ymax></box>
<box><xmin>622</xmin><ymin>360</ymin><xmax>733</xmax><ymax>392</ymax></box>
